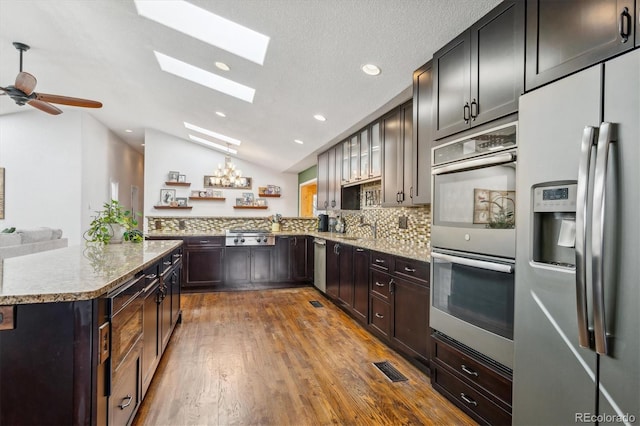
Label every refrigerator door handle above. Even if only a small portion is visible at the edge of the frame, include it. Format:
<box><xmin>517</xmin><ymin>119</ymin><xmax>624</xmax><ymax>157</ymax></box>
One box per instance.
<box><xmin>592</xmin><ymin>122</ymin><xmax>616</xmax><ymax>355</ymax></box>
<box><xmin>575</xmin><ymin>126</ymin><xmax>598</xmax><ymax>349</ymax></box>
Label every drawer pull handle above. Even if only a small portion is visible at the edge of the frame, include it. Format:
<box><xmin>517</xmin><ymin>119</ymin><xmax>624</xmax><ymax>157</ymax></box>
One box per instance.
<box><xmin>375</xmin><ymin>282</ymin><xmax>385</xmax><ymax>287</ymax></box>
<box><xmin>356</xmin><ymin>248</ymin><xmax>365</xmax><ymax>252</ymax></box>
<box><xmin>460</xmin><ymin>393</ymin><xmax>477</xmax><ymax>406</ymax></box>
<box><xmin>163</xmin><ymin>261</ymin><xmax>172</xmax><ymax>266</ymax></box>
<box><xmin>119</xmin><ymin>394</ymin><xmax>133</xmax><ymax>409</ymax></box>
<box><xmin>145</xmin><ymin>274</ymin><xmax>157</xmax><ymax>280</ymax></box>
<box><xmin>375</xmin><ymin>259</ymin><xmax>385</xmax><ymax>264</ymax></box>
<box><xmin>173</xmin><ymin>253</ymin><xmax>181</xmax><ymax>257</ymax></box>
<box><xmin>404</xmin><ymin>266</ymin><xmax>416</xmax><ymax>273</ymax></box>
<box><xmin>375</xmin><ymin>313</ymin><xmax>384</xmax><ymax>319</ymax></box>
<box><xmin>199</xmin><ymin>240</ymin><xmax>210</xmax><ymax>244</ymax></box>
<box><xmin>461</xmin><ymin>365</ymin><xmax>478</xmax><ymax>377</ymax></box>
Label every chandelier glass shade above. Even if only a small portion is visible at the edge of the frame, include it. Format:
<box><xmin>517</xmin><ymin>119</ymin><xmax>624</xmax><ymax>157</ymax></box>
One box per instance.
<box><xmin>215</xmin><ymin>155</ymin><xmax>242</xmax><ymax>186</ymax></box>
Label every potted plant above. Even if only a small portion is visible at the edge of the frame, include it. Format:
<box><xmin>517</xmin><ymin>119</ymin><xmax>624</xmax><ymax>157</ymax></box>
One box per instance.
<box><xmin>85</xmin><ymin>200</ymin><xmax>142</xmax><ymax>244</ymax></box>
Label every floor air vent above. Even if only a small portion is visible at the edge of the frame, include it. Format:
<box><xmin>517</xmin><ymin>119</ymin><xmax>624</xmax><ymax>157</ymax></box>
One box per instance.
<box><xmin>373</xmin><ymin>361</ymin><xmax>408</xmax><ymax>382</ymax></box>
<box><xmin>309</xmin><ymin>300</ymin><xmax>323</xmax><ymax>308</ymax></box>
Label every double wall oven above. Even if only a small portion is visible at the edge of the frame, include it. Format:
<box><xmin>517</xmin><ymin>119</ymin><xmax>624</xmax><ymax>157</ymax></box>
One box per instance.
<box><xmin>430</xmin><ymin>122</ymin><xmax>517</xmax><ymax>369</ymax></box>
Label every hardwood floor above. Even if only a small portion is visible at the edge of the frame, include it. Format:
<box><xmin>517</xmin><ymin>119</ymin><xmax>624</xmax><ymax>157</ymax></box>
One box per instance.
<box><xmin>132</xmin><ymin>288</ymin><xmax>475</xmax><ymax>425</ymax></box>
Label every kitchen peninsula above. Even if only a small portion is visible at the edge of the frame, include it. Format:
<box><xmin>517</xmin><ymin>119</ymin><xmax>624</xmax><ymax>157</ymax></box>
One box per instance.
<box><xmin>0</xmin><ymin>240</ymin><xmax>183</xmax><ymax>426</ymax></box>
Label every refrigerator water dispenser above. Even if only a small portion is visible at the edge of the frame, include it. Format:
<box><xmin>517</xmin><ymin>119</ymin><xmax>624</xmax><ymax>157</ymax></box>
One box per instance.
<box><xmin>532</xmin><ymin>183</ymin><xmax>577</xmax><ymax>268</ymax></box>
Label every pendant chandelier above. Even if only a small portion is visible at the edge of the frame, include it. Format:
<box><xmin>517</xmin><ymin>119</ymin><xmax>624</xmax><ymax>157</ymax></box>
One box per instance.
<box><xmin>215</xmin><ymin>151</ymin><xmax>242</xmax><ymax>186</ymax></box>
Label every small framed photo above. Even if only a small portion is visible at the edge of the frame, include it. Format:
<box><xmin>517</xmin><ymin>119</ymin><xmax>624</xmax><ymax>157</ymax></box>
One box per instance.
<box><xmin>255</xmin><ymin>198</ymin><xmax>267</xmax><ymax>207</ymax></box>
<box><xmin>243</xmin><ymin>192</ymin><xmax>254</xmax><ymax>204</ymax></box>
<box><xmin>178</xmin><ymin>174</ymin><xmax>186</xmax><ymax>183</ymax></box>
<box><xmin>204</xmin><ymin>175</ymin><xmax>217</xmax><ymax>187</ymax></box>
<box><xmin>176</xmin><ymin>197</ymin><xmax>188</xmax><ymax>207</ymax></box>
<box><xmin>205</xmin><ymin>188</ymin><xmax>214</xmax><ymax>197</ymax></box>
<box><xmin>168</xmin><ymin>171</ymin><xmax>179</xmax><ymax>182</ymax></box>
<box><xmin>160</xmin><ymin>189</ymin><xmax>176</xmax><ymax>205</ymax></box>
<box><xmin>235</xmin><ymin>197</ymin><xmax>246</xmax><ymax>206</ymax></box>
<box><xmin>211</xmin><ymin>190</ymin><xmax>223</xmax><ymax>198</ymax></box>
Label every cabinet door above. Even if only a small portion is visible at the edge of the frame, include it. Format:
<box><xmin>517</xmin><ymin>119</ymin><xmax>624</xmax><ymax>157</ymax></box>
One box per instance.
<box><xmin>326</xmin><ymin>242</ymin><xmax>340</xmax><ymax>298</ymax></box>
<box><xmin>225</xmin><ymin>247</ymin><xmax>250</xmax><ymax>283</ymax></box>
<box><xmin>291</xmin><ymin>236</ymin><xmax>308</xmax><ymax>282</ymax></box>
<box><xmin>141</xmin><ymin>283</ymin><xmax>160</xmax><ymax>397</ymax></box>
<box><xmin>316</xmin><ymin>150</ymin><xmax>329</xmax><ymax>210</ymax></box>
<box><xmin>274</xmin><ymin>236</ymin><xmax>291</xmax><ymax>282</ymax></box>
<box><xmin>381</xmin><ymin>108</ymin><xmax>401</xmax><ymax>206</ymax></box>
<box><xmin>370</xmin><ymin>121</ymin><xmax>382</xmax><ymax>178</ymax></box>
<box><xmin>391</xmin><ymin>276</ymin><xmax>430</xmax><ymax>366</ymax></box>
<box><xmin>400</xmin><ymin>102</ymin><xmax>413</xmax><ymax>205</ymax></box>
<box><xmin>470</xmin><ymin>0</ymin><xmax>524</xmax><ymax>126</ymax></box>
<box><xmin>526</xmin><ymin>0</ymin><xmax>635</xmax><ymax>91</ymax></box>
<box><xmin>170</xmin><ymin>263</ymin><xmax>181</xmax><ymax>326</ymax></box>
<box><xmin>341</xmin><ymin>139</ymin><xmax>350</xmax><ymax>185</ymax></box>
<box><xmin>349</xmin><ymin>134</ymin><xmax>360</xmax><ymax>182</ymax></box>
<box><xmin>160</xmin><ymin>278</ymin><xmax>172</xmax><ymax>351</ymax></box>
<box><xmin>352</xmin><ymin>247</ymin><xmax>369</xmax><ymax>323</ymax></box>
<box><xmin>359</xmin><ymin>127</ymin><xmax>370</xmax><ymax>180</ymax></box>
<box><xmin>333</xmin><ymin>145</ymin><xmax>342</xmax><ymax>209</ymax></box>
<box><xmin>184</xmin><ymin>247</ymin><xmax>224</xmax><ymax>288</ymax></box>
<box><xmin>250</xmin><ymin>247</ymin><xmax>273</xmax><ymax>282</ymax></box>
<box><xmin>433</xmin><ymin>31</ymin><xmax>471</xmax><ymax>139</ymax></box>
<box><xmin>328</xmin><ymin>146</ymin><xmax>340</xmax><ymax>209</ymax></box>
<box><xmin>412</xmin><ymin>61</ymin><xmax>433</xmax><ymax>205</ymax></box>
<box><xmin>337</xmin><ymin>244</ymin><xmax>354</xmax><ymax>306</ymax></box>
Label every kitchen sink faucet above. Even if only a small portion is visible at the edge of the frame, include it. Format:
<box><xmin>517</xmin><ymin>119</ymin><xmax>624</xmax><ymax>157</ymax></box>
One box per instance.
<box><xmin>359</xmin><ymin>219</ymin><xmax>377</xmax><ymax>239</ymax></box>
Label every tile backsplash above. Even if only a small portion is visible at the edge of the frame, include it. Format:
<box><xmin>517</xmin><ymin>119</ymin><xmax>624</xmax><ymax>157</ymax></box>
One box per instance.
<box><xmin>147</xmin><ymin>216</ymin><xmax>317</xmax><ymax>233</ymax></box>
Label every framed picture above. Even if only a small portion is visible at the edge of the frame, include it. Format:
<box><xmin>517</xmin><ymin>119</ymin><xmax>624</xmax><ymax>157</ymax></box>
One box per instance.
<box><xmin>242</xmin><ymin>192</ymin><xmax>254</xmax><ymax>204</ymax></box>
<box><xmin>178</xmin><ymin>174</ymin><xmax>186</xmax><ymax>183</ymax></box>
<box><xmin>168</xmin><ymin>171</ymin><xmax>179</xmax><ymax>182</ymax></box>
<box><xmin>160</xmin><ymin>189</ymin><xmax>176</xmax><ymax>205</ymax></box>
<box><xmin>176</xmin><ymin>197</ymin><xmax>188</xmax><ymax>207</ymax></box>
<box><xmin>473</xmin><ymin>188</ymin><xmax>516</xmax><ymax>227</ymax></box>
<box><xmin>235</xmin><ymin>197</ymin><xmax>246</xmax><ymax>206</ymax></box>
<box><xmin>255</xmin><ymin>198</ymin><xmax>267</xmax><ymax>207</ymax></box>
<box><xmin>211</xmin><ymin>190</ymin><xmax>223</xmax><ymax>198</ymax></box>
<box><xmin>205</xmin><ymin>175</ymin><xmax>252</xmax><ymax>189</ymax></box>
<box><xmin>190</xmin><ymin>190</ymin><xmax>201</xmax><ymax>197</ymax></box>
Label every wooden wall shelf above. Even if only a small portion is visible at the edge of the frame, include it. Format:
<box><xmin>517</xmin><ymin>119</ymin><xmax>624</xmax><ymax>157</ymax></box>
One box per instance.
<box><xmin>258</xmin><ymin>194</ymin><xmax>281</xmax><ymax>198</ymax></box>
<box><xmin>154</xmin><ymin>205</ymin><xmax>193</xmax><ymax>210</ymax></box>
<box><xmin>189</xmin><ymin>197</ymin><xmax>226</xmax><ymax>201</ymax></box>
<box><xmin>165</xmin><ymin>182</ymin><xmax>191</xmax><ymax>186</ymax></box>
<box><xmin>233</xmin><ymin>206</ymin><xmax>268</xmax><ymax>210</ymax></box>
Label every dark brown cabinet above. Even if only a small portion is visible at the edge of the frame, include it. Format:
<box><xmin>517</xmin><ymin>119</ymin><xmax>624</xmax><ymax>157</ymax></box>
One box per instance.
<box><xmin>352</xmin><ymin>247</ymin><xmax>369</xmax><ymax>323</ymax></box>
<box><xmin>412</xmin><ymin>60</ymin><xmax>433</xmax><ymax>205</ymax></box>
<box><xmin>250</xmin><ymin>246</ymin><xmax>273</xmax><ymax>282</ymax></box>
<box><xmin>433</xmin><ymin>0</ymin><xmax>524</xmax><ymax>139</ymax></box>
<box><xmin>317</xmin><ymin>145</ymin><xmax>342</xmax><ymax>210</ymax></box>
<box><xmin>390</xmin><ymin>274</ymin><xmax>430</xmax><ymax>367</ymax></box>
<box><xmin>526</xmin><ymin>0</ymin><xmax>636</xmax><ymax>91</ymax></box>
<box><xmin>381</xmin><ymin>102</ymin><xmax>413</xmax><ymax>206</ymax></box>
<box><xmin>316</xmin><ymin>150</ymin><xmax>330</xmax><ymax>210</ymax></box>
<box><xmin>183</xmin><ymin>237</ymin><xmax>224</xmax><ymax>290</ymax></box>
<box><xmin>274</xmin><ymin>236</ymin><xmax>311</xmax><ymax>283</ymax></box>
<box><xmin>141</xmin><ymin>275</ymin><xmax>161</xmax><ymax>397</ymax></box>
<box><xmin>225</xmin><ymin>246</ymin><xmax>274</xmax><ymax>283</ymax></box>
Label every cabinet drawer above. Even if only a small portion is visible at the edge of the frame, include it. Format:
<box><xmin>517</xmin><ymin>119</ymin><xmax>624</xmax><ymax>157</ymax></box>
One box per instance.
<box><xmin>111</xmin><ymin>299</ymin><xmax>143</xmax><ymax>370</ymax></box>
<box><xmin>110</xmin><ymin>275</ymin><xmax>145</xmax><ymax>316</ymax></box>
<box><xmin>432</xmin><ymin>364</ymin><xmax>511</xmax><ymax>426</ymax></box>
<box><xmin>394</xmin><ymin>257</ymin><xmax>429</xmax><ymax>282</ymax></box>
<box><xmin>370</xmin><ymin>251</ymin><xmax>393</xmax><ymax>271</ymax></box>
<box><xmin>370</xmin><ymin>295</ymin><xmax>391</xmax><ymax>337</ymax></box>
<box><xmin>185</xmin><ymin>236</ymin><xmax>224</xmax><ymax>247</ymax></box>
<box><xmin>433</xmin><ymin>334</ymin><xmax>512</xmax><ymax>406</ymax></box>
<box><xmin>110</xmin><ymin>342</ymin><xmax>141</xmax><ymax>426</ymax></box>
<box><xmin>370</xmin><ymin>269</ymin><xmax>392</xmax><ymax>300</ymax></box>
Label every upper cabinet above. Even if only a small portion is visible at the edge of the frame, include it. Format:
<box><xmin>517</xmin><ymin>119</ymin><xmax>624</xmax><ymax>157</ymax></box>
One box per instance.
<box><xmin>526</xmin><ymin>0</ymin><xmax>636</xmax><ymax>91</ymax></box>
<box><xmin>317</xmin><ymin>145</ymin><xmax>342</xmax><ymax>210</ymax></box>
<box><xmin>341</xmin><ymin>121</ymin><xmax>383</xmax><ymax>186</ymax></box>
<box><xmin>433</xmin><ymin>0</ymin><xmax>524</xmax><ymax>140</ymax></box>
<box><xmin>381</xmin><ymin>102</ymin><xmax>413</xmax><ymax>207</ymax></box>
<box><xmin>412</xmin><ymin>61</ymin><xmax>433</xmax><ymax>205</ymax></box>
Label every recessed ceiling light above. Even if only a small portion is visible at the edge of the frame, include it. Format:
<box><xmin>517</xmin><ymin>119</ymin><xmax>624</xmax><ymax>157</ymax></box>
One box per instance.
<box><xmin>184</xmin><ymin>122</ymin><xmax>241</xmax><ymax>145</ymax></box>
<box><xmin>135</xmin><ymin>0</ymin><xmax>270</xmax><ymax>65</ymax></box>
<box><xmin>362</xmin><ymin>64</ymin><xmax>381</xmax><ymax>76</ymax></box>
<box><xmin>141</xmin><ymin>143</ymin><xmax>145</xmax><ymax>146</ymax></box>
<box><xmin>154</xmin><ymin>51</ymin><xmax>255</xmax><ymax>103</ymax></box>
<box><xmin>314</xmin><ymin>114</ymin><xmax>326</xmax><ymax>122</ymax></box>
<box><xmin>125</xmin><ymin>129</ymin><xmax>133</xmax><ymax>133</ymax></box>
<box><xmin>294</xmin><ymin>139</ymin><xmax>304</xmax><ymax>145</ymax></box>
<box><xmin>215</xmin><ymin>111</ymin><xmax>226</xmax><ymax>117</ymax></box>
<box><xmin>189</xmin><ymin>134</ymin><xmax>238</xmax><ymax>154</ymax></box>
<box><xmin>215</xmin><ymin>62</ymin><xmax>230</xmax><ymax>71</ymax></box>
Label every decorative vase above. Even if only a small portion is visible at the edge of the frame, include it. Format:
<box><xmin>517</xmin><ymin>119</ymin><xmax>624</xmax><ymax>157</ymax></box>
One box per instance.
<box><xmin>271</xmin><ymin>223</ymin><xmax>281</xmax><ymax>232</ymax></box>
<box><xmin>109</xmin><ymin>223</ymin><xmax>126</xmax><ymax>244</ymax></box>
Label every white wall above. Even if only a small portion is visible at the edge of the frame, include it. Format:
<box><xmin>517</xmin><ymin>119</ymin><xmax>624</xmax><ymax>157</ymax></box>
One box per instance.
<box><xmin>144</xmin><ymin>129</ymin><xmax>298</xmax><ymax>229</ymax></box>
<box><xmin>0</xmin><ymin>110</ymin><xmax>144</xmax><ymax>245</ymax></box>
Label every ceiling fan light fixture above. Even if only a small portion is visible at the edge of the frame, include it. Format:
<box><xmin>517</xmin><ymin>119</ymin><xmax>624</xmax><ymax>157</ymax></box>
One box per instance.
<box><xmin>362</xmin><ymin>63</ymin><xmax>381</xmax><ymax>76</ymax></box>
<box><xmin>154</xmin><ymin>51</ymin><xmax>255</xmax><ymax>103</ymax></box>
<box><xmin>135</xmin><ymin>0</ymin><xmax>270</xmax><ymax>65</ymax></box>
<box><xmin>184</xmin><ymin>121</ymin><xmax>241</xmax><ymax>145</ymax></box>
<box><xmin>188</xmin><ymin>134</ymin><xmax>238</xmax><ymax>154</ymax></box>
<box><xmin>314</xmin><ymin>114</ymin><xmax>326</xmax><ymax>122</ymax></box>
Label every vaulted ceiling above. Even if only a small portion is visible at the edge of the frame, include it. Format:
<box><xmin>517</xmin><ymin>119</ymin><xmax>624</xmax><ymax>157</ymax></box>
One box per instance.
<box><xmin>0</xmin><ymin>0</ymin><xmax>501</xmax><ymax>173</ymax></box>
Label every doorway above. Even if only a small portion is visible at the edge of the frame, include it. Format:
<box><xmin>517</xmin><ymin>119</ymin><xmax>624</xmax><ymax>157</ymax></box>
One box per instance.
<box><xmin>299</xmin><ymin>179</ymin><xmax>317</xmax><ymax>217</ymax></box>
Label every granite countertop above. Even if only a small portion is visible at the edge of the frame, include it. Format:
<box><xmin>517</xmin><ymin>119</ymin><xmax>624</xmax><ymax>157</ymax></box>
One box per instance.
<box><xmin>0</xmin><ymin>240</ymin><xmax>182</xmax><ymax>305</ymax></box>
<box><xmin>147</xmin><ymin>230</ymin><xmax>430</xmax><ymax>263</ymax></box>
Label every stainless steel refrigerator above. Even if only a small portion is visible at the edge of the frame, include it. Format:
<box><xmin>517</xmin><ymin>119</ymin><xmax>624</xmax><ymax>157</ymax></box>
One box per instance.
<box><xmin>513</xmin><ymin>49</ymin><xmax>639</xmax><ymax>425</ymax></box>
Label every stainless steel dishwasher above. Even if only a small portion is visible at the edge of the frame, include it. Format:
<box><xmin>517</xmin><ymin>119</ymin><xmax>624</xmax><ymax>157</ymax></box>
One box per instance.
<box><xmin>313</xmin><ymin>238</ymin><xmax>326</xmax><ymax>293</ymax></box>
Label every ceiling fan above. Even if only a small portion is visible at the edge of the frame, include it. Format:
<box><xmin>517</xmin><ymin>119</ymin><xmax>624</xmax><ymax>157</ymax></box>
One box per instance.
<box><xmin>0</xmin><ymin>42</ymin><xmax>102</xmax><ymax>115</ymax></box>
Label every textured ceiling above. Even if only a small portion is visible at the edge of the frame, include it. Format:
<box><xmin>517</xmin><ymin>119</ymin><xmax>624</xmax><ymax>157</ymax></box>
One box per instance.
<box><xmin>0</xmin><ymin>0</ymin><xmax>502</xmax><ymax>173</ymax></box>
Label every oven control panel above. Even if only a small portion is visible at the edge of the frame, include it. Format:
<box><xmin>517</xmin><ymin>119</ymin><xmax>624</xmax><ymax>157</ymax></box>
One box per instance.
<box><xmin>533</xmin><ymin>183</ymin><xmax>577</xmax><ymax>213</ymax></box>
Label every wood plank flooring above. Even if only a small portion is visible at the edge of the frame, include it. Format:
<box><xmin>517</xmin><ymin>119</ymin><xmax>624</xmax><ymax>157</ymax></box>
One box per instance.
<box><xmin>132</xmin><ymin>288</ymin><xmax>475</xmax><ymax>425</ymax></box>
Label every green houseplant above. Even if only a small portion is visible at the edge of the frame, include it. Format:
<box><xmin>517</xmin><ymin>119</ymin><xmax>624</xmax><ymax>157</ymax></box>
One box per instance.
<box><xmin>85</xmin><ymin>200</ymin><xmax>142</xmax><ymax>244</ymax></box>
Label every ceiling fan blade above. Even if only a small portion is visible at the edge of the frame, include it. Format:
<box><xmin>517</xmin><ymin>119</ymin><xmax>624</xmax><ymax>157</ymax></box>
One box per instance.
<box><xmin>15</xmin><ymin>72</ymin><xmax>37</xmax><ymax>95</ymax></box>
<box><xmin>35</xmin><ymin>93</ymin><xmax>102</xmax><ymax>108</ymax></box>
<box><xmin>27</xmin><ymin>99</ymin><xmax>62</xmax><ymax>115</ymax></box>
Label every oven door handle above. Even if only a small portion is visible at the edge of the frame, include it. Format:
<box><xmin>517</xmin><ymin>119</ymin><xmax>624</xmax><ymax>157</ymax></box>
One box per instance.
<box><xmin>432</xmin><ymin>152</ymin><xmax>515</xmax><ymax>175</ymax></box>
<box><xmin>431</xmin><ymin>252</ymin><xmax>514</xmax><ymax>274</ymax></box>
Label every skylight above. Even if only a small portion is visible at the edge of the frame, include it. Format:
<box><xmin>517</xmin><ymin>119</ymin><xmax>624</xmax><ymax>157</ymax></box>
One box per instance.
<box><xmin>155</xmin><ymin>51</ymin><xmax>255</xmax><ymax>103</ymax></box>
<box><xmin>188</xmin><ymin>134</ymin><xmax>238</xmax><ymax>154</ymax></box>
<box><xmin>184</xmin><ymin>122</ymin><xmax>241</xmax><ymax>146</ymax></box>
<box><xmin>135</xmin><ymin>0</ymin><xmax>270</xmax><ymax>65</ymax></box>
